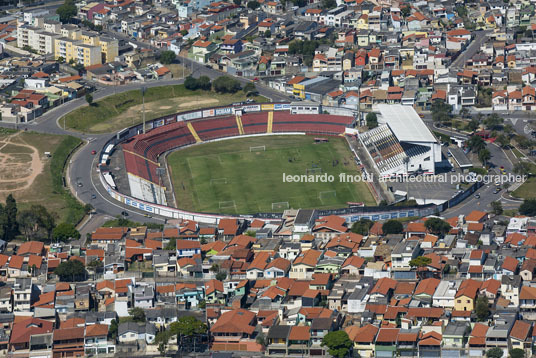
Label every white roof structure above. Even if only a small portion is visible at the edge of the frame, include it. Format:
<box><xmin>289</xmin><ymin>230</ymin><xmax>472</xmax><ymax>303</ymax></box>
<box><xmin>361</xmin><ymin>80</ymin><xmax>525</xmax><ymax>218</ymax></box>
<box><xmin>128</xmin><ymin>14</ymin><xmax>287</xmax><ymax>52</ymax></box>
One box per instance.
<box><xmin>377</xmin><ymin>104</ymin><xmax>437</xmax><ymax>144</ymax></box>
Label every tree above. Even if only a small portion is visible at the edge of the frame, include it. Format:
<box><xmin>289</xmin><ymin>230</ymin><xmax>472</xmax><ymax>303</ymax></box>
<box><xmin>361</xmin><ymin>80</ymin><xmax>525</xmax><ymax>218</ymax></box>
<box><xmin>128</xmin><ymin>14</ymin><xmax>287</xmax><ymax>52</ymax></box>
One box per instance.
<box><xmin>17</xmin><ymin>209</ymin><xmax>38</xmax><ymax>241</ymax></box>
<box><xmin>170</xmin><ymin>316</ymin><xmax>208</xmax><ymax>351</ymax></box>
<box><xmin>184</xmin><ymin>76</ymin><xmax>199</xmax><ymax>90</ymax></box>
<box><xmin>475</xmin><ymin>295</ymin><xmax>490</xmax><ymax>321</ymax></box>
<box><xmin>322</xmin><ymin>0</ymin><xmax>337</xmax><ymax>9</ymax></box>
<box><xmin>321</xmin><ymin>331</ymin><xmax>352</xmax><ymax>358</ymax></box>
<box><xmin>247</xmin><ymin>0</ymin><xmax>260</xmax><ymax>9</ymax></box>
<box><xmin>382</xmin><ymin>220</ymin><xmax>403</xmax><ymax>235</ymax></box>
<box><xmin>213</xmin><ymin>76</ymin><xmax>242</xmax><ymax>93</ymax></box>
<box><xmin>216</xmin><ymin>271</ymin><xmax>227</xmax><ymax>281</ymax></box>
<box><xmin>128</xmin><ymin>307</ymin><xmax>146</xmax><ymax>323</ymax></box>
<box><xmin>466</xmin><ymin>135</ymin><xmax>486</xmax><ymax>153</ymax></box>
<box><xmin>513</xmin><ymin>161</ymin><xmax>531</xmax><ymax>175</ymax></box>
<box><xmin>5</xmin><ymin>194</ymin><xmax>18</xmax><ymax>240</ymax></box>
<box><xmin>431</xmin><ymin>99</ymin><xmax>453</xmax><ymax>125</ymax></box>
<box><xmin>351</xmin><ymin>218</ymin><xmax>373</xmax><ymax>235</ymax></box>
<box><xmin>401</xmin><ymin>5</ymin><xmax>411</xmax><ymax>18</ymax></box>
<box><xmin>87</xmin><ymin>259</ymin><xmax>103</xmax><ymax>271</ymax></box>
<box><xmin>243</xmin><ymin>82</ymin><xmax>256</xmax><ymax>94</ymax></box>
<box><xmin>85</xmin><ymin>93</ymin><xmax>93</xmax><ymax>106</ymax></box>
<box><xmin>197</xmin><ymin>76</ymin><xmax>212</xmax><ymax>91</ymax></box>
<box><xmin>424</xmin><ymin>217</ymin><xmax>451</xmax><ymax>236</ymax></box>
<box><xmin>155</xmin><ymin>330</ymin><xmax>172</xmax><ymax>356</ymax></box>
<box><xmin>409</xmin><ymin>256</ymin><xmax>432</xmax><ymax>270</ymax></box>
<box><xmin>509</xmin><ymin>348</ymin><xmax>525</xmax><ymax>358</ymax></box>
<box><xmin>52</xmin><ymin>222</ymin><xmax>80</xmax><ymax>242</ymax></box>
<box><xmin>180</xmin><ymin>29</ymin><xmax>189</xmax><ymax>36</ymax></box>
<box><xmin>54</xmin><ymin>260</ymin><xmax>86</xmax><ymax>281</ymax></box>
<box><xmin>366</xmin><ymin>112</ymin><xmax>378</xmax><ymax>129</ymax></box>
<box><xmin>159</xmin><ymin>50</ymin><xmax>176</xmax><ymax>65</ymax></box>
<box><xmin>491</xmin><ymin>201</ymin><xmax>503</xmax><ymax>215</ymax></box>
<box><xmin>478</xmin><ymin>148</ymin><xmax>491</xmax><ymax>165</ymax></box>
<box><xmin>467</xmin><ymin>118</ymin><xmax>480</xmax><ymax>132</ymax></box>
<box><xmin>56</xmin><ymin>56</ymin><xmax>65</xmax><ymax>63</ymax></box>
<box><xmin>56</xmin><ymin>0</ymin><xmax>77</xmax><ymax>23</ymax></box>
<box><xmin>264</xmin><ymin>30</ymin><xmax>271</xmax><ymax>38</ymax></box>
<box><xmin>484</xmin><ymin>113</ymin><xmax>504</xmax><ymax>130</ymax></box>
<box><xmin>519</xmin><ymin>199</ymin><xmax>536</xmax><ymax>216</ymax></box>
<box><xmin>496</xmin><ymin>134</ymin><xmax>510</xmax><ymax>148</ymax></box>
<box><xmin>256</xmin><ymin>332</ymin><xmax>267</xmax><ymax>347</ymax></box>
<box><xmin>108</xmin><ymin>319</ymin><xmax>118</xmax><ymax>339</ymax></box>
<box><xmin>486</xmin><ymin>347</ymin><xmax>503</xmax><ymax>358</ymax></box>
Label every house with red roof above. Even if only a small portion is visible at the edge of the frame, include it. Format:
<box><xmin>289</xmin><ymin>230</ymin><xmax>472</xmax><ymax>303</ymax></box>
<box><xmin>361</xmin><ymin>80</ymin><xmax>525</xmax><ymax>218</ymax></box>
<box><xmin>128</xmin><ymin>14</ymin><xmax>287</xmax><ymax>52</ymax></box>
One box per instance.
<box><xmin>210</xmin><ymin>309</ymin><xmax>261</xmax><ymax>352</ymax></box>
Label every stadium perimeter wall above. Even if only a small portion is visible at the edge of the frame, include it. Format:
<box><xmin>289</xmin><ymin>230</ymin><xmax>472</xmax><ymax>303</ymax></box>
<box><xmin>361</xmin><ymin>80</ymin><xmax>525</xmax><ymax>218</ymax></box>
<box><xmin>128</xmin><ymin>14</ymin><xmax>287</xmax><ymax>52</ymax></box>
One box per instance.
<box><xmin>98</xmin><ymin>103</ymin><xmax>482</xmax><ymax>224</ymax></box>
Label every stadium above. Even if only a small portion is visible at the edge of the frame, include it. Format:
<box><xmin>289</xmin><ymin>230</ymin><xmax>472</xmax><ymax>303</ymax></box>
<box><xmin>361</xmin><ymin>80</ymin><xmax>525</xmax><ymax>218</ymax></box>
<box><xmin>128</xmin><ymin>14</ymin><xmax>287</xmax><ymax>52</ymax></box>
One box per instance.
<box><xmin>97</xmin><ymin>102</ymin><xmax>445</xmax><ymax>223</ymax></box>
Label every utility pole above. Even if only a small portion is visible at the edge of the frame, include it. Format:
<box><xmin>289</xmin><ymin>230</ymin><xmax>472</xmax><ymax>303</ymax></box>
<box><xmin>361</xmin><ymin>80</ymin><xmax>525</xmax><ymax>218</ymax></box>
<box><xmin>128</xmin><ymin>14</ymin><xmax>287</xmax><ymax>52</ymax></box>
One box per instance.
<box><xmin>142</xmin><ymin>86</ymin><xmax>146</xmax><ymax>134</ymax></box>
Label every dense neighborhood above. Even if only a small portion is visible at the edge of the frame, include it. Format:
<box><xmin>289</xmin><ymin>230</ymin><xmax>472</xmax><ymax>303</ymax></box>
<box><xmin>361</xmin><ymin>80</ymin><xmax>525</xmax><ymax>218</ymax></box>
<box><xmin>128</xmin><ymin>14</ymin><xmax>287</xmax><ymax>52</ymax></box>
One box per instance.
<box><xmin>3</xmin><ymin>0</ymin><xmax>536</xmax><ymax>357</ymax></box>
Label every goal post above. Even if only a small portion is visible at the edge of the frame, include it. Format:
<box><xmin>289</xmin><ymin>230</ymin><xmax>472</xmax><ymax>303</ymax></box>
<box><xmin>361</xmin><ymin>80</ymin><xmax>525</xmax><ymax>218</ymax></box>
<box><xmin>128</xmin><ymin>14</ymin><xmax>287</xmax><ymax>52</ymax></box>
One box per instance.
<box><xmin>250</xmin><ymin>145</ymin><xmax>266</xmax><ymax>152</ymax></box>
<box><xmin>319</xmin><ymin>190</ymin><xmax>337</xmax><ymax>203</ymax></box>
<box><xmin>219</xmin><ymin>200</ymin><xmax>236</xmax><ymax>209</ymax></box>
<box><xmin>306</xmin><ymin>168</ymin><xmax>322</xmax><ymax>175</ymax></box>
<box><xmin>272</xmin><ymin>201</ymin><xmax>289</xmax><ymax>211</ymax></box>
<box><xmin>210</xmin><ymin>178</ymin><xmax>228</xmax><ymax>185</ymax></box>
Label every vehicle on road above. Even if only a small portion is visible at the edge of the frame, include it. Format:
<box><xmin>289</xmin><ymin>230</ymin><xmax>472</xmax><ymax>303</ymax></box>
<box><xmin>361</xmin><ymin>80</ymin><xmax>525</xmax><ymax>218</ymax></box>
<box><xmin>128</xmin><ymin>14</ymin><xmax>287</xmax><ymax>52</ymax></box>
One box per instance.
<box><xmin>494</xmin><ymin>188</ymin><xmax>501</xmax><ymax>194</ymax></box>
<box><xmin>77</xmin><ymin>183</ymin><xmax>83</xmax><ymax>187</ymax></box>
<box><xmin>91</xmin><ymin>194</ymin><xmax>96</xmax><ymax>199</ymax></box>
<box><xmin>91</xmin><ymin>150</ymin><xmax>97</xmax><ymax>155</ymax></box>
<box><xmin>474</xmin><ymin>193</ymin><xmax>480</xmax><ymax>199</ymax></box>
<box><xmin>121</xmin><ymin>211</ymin><xmax>129</xmax><ymax>216</ymax></box>
<box><xmin>253</xmin><ymin>77</ymin><xmax>259</xmax><ymax>81</ymax></box>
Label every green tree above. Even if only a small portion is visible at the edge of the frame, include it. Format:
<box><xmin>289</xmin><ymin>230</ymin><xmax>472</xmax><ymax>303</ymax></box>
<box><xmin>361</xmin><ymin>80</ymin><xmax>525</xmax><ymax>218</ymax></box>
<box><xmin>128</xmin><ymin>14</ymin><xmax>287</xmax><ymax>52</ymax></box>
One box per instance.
<box><xmin>184</xmin><ymin>76</ymin><xmax>199</xmax><ymax>90</ymax></box>
<box><xmin>169</xmin><ymin>316</ymin><xmax>208</xmax><ymax>350</ymax></box>
<box><xmin>54</xmin><ymin>260</ymin><xmax>86</xmax><ymax>281</ymax></box>
<box><xmin>409</xmin><ymin>256</ymin><xmax>432</xmax><ymax>269</ymax></box>
<box><xmin>180</xmin><ymin>29</ymin><xmax>189</xmax><ymax>36</ymax></box>
<box><xmin>519</xmin><ymin>199</ymin><xmax>536</xmax><ymax>216</ymax></box>
<box><xmin>216</xmin><ymin>271</ymin><xmax>227</xmax><ymax>281</ymax></box>
<box><xmin>456</xmin><ymin>5</ymin><xmax>468</xmax><ymax>17</ymax></box>
<box><xmin>52</xmin><ymin>222</ymin><xmax>80</xmax><ymax>242</ymax></box>
<box><xmin>486</xmin><ymin>347</ymin><xmax>503</xmax><ymax>358</ymax></box>
<box><xmin>475</xmin><ymin>295</ymin><xmax>490</xmax><ymax>321</ymax></box>
<box><xmin>401</xmin><ymin>5</ymin><xmax>411</xmax><ymax>17</ymax></box>
<box><xmin>466</xmin><ymin>135</ymin><xmax>486</xmax><ymax>153</ymax></box>
<box><xmin>17</xmin><ymin>209</ymin><xmax>38</xmax><ymax>240</ymax></box>
<box><xmin>491</xmin><ymin>201</ymin><xmax>503</xmax><ymax>215</ymax></box>
<box><xmin>382</xmin><ymin>220</ymin><xmax>403</xmax><ymax>235</ymax></box>
<box><xmin>478</xmin><ymin>148</ymin><xmax>491</xmax><ymax>165</ymax></box>
<box><xmin>196</xmin><ymin>75</ymin><xmax>212</xmax><ymax>91</ymax></box>
<box><xmin>513</xmin><ymin>161</ymin><xmax>531</xmax><ymax>175</ymax></box>
<box><xmin>467</xmin><ymin>118</ymin><xmax>480</xmax><ymax>132</ymax></box>
<box><xmin>351</xmin><ymin>218</ymin><xmax>373</xmax><ymax>235</ymax></box>
<box><xmin>431</xmin><ymin>99</ymin><xmax>453</xmax><ymax>125</ymax></box>
<box><xmin>85</xmin><ymin>93</ymin><xmax>93</xmax><ymax>106</ymax></box>
<box><xmin>247</xmin><ymin>0</ymin><xmax>260</xmax><ymax>9</ymax></box>
<box><xmin>56</xmin><ymin>0</ymin><xmax>77</xmax><ymax>23</ymax></box>
<box><xmin>128</xmin><ymin>307</ymin><xmax>146</xmax><ymax>322</ymax></box>
<box><xmin>322</xmin><ymin>0</ymin><xmax>337</xmax><ymax>9</ymax></box>
<box><xmin>484</xmin><ymin>113</ymin><xmax>504</xmax><ymax>130</ymax></box>
<box><xmin>424</xmin><ymin>217</ymin><xmax>451</xmax><ymax>236</ymax></box>
<box><xmin>5</xmin><ymin>194</ymin><xmax>18</xmax><ymax>240</ymax></box>
<box><xmin>509</xmin><ymin>348</ymin><xmax>525</xmax><ymax>358</ymax></box>
<box><xmin>366</xmin><ymin>112</ymin><xmax>378</xmax><ymax>129</ymax></box>
<box><xmin>321</xmin><ymin>331</ymin><xmax>352</xmax><ymax>358</ymax></box>
<box><xmin>496</xmin><ymin>134</ymin><xmax>510</xmax><ymax>148</ymax></box>
<box><xmin>159</xmin><ymin>50</ymin><xmax>176</xmax><ymax>64</ymax></box>
<box><xmin>264</xmin><ymin>30</ymin><xmax>272</xmax><ymax>38</ymax></box>
<box><xmin>108</xmin><ymin>319</ymin><xmax>118</xmax><ymax>339</ymax></box>
<box><xmin>243</xmin><ymin>82</ymin><xmax>256</xmax><ymax>94</ymax></box>
<box><xmin>213</xmin><ymin>76</ymin><xmax>242</xmax><ymax>93</ymax></box>
<box><xmin>233</xmin><ymin>0</ymin><xmax>241</xmax><ymax>5</ymax></box>
<box><xmin>155</xmin><ymin>330</ymin><xmax>172</xmax><ymax>356</ymax></box>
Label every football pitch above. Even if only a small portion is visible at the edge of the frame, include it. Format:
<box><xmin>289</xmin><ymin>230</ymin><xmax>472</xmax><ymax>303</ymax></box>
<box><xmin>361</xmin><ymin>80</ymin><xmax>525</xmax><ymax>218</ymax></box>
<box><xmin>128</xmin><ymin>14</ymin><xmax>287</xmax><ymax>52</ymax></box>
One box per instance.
<box><xmin>166</xmin><ymin>135</ymin><xmax>375</xmax><ymax>214</ymax></box>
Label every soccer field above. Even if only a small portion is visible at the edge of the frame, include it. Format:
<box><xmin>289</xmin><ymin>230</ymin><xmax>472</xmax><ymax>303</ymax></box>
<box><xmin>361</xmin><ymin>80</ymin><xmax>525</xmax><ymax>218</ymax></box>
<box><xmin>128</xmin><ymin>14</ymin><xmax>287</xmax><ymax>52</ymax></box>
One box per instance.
<box><xmin>166</xmin><ymin>135</ymin><xmax>375</xmax><ymax>214</ymax></box>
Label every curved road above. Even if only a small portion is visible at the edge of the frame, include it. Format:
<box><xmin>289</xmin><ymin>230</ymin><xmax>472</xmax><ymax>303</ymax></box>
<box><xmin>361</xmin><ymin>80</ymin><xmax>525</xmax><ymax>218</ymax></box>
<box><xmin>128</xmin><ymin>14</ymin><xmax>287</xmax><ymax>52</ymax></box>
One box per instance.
<box><xmin>0</xmin><ymin>60</ymin><xmax>290</xmax><ymax>224</ymax></box>
<box><xmin>0</xmin><ymin>56</ymin><xmax>522</xmax><ymax>227</ymax></box>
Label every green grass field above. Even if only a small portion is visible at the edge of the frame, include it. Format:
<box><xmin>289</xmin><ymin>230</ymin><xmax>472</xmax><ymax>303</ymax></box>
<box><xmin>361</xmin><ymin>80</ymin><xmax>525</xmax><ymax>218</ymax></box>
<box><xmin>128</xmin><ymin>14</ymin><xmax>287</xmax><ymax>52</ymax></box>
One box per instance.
<box><xmin>63</xmin><ymin>85</ymin><xmax>267</xmax><ymax>134</ymax></box>
<box><xmin>167</xmin><ymin>135</ymin><xmax>375</xmax><ymax>214</ymax></box>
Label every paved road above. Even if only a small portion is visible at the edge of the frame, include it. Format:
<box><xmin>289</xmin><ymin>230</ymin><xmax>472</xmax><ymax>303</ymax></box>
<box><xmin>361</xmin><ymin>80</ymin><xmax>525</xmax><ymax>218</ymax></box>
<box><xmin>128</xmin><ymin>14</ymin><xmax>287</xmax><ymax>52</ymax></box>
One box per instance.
<box><xmin>451</xmin><ymin>30</ymin><xmax>491</xmax><ymax>68</ymax></box>
<box><xmin>0</xmin><ymin>59</ymin><xmax>290</xmax><ymax>226</ymax></box>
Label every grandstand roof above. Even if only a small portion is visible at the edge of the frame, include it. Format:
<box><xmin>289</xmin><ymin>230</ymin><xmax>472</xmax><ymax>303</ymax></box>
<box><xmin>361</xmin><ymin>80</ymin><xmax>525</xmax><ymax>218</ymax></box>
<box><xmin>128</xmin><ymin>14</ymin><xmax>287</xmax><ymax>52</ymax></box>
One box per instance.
<box><xmin>377</xmin><ymin>104</ymin><xmax>436</xmax><ymax>144</ymax></box>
